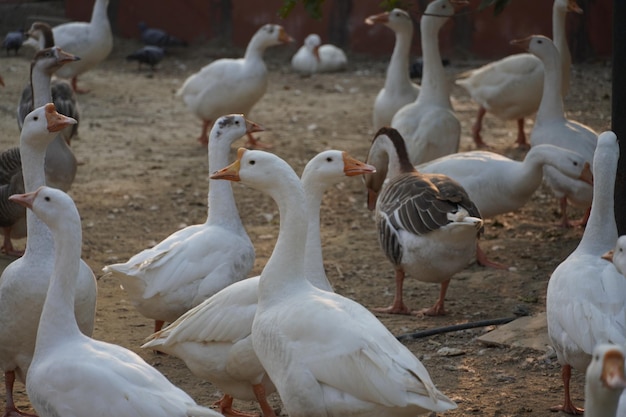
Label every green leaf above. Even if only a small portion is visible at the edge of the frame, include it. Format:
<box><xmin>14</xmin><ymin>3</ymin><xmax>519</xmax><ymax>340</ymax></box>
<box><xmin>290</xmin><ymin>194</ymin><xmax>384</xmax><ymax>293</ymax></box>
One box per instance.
<box><xmin>278</xmin><ymin>0</ymin><xmax>324</xmax><ymax>20</ymax></box>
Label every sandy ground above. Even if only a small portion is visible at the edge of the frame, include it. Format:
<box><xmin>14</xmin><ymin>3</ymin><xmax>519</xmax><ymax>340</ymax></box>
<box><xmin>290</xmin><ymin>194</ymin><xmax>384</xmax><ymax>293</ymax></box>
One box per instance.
<box><xmin>0</xmin><ymin>35</ymin><xmax>614</xmax><ymax>416</ymax></box>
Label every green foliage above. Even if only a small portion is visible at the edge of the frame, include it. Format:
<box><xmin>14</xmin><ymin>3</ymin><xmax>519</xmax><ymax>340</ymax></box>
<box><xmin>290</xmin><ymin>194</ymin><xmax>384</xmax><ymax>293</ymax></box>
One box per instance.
<box><xmin>478</xmin><ymin>0</ymin><xmax>513</xmax><ymax>15</ymax></box>
<box><xmin>278</xmin><ymin>0</ymin><xmax>325</xmax><ymax>20</ymax></box>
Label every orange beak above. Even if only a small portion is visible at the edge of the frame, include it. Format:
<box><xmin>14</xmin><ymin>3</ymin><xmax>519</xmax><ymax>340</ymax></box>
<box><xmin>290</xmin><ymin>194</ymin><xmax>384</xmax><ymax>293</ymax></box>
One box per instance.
<box><xmin>45</xmin><ymin>103</ymin><xmax>77</xmax><ymax>133</ymax></box>
<box><xmin>210</xmin><ymin>148</ymin><xmax>246</xmax><ymax>182</ymax></box>
<box><xmin>342</xmin><ymin>152</ymin><xmax>376</xmax><ymax>177</ymax></box>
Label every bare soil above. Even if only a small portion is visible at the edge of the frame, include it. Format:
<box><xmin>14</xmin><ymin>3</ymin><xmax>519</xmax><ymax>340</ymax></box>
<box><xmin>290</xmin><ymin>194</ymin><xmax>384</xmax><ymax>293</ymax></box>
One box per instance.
<box><xmin>0</xmin><ymin>37</ymin><xmax>614</xmax><ymax>416</ymax></box>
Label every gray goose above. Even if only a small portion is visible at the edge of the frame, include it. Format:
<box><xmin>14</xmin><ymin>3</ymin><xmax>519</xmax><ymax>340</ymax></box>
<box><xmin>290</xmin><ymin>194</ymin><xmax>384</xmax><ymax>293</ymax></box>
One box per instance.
<box><xmin>0</xmin><ymin>46</ymin><xmax>78</xmax><ymax>255</ymax></box>
<box><xmin>365</xmin><ymin>127</ymin><xmax>483</xmax><ymax>316</ymax></box>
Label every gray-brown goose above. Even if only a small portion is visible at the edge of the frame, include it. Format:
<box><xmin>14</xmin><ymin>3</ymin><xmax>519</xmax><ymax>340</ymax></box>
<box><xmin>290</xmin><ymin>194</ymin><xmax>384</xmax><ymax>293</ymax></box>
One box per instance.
<box><xmin>365</xmin><ymin>127</ymin><xmax>483</xmax><ymax>316</ymax></box>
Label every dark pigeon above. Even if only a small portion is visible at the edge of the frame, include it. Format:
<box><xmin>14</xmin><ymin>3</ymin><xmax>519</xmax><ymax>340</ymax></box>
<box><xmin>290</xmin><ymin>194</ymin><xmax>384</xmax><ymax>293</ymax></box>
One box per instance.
<box><xmin>126</xmin><ymin>45</ymin><xmax>165</xmax><ymax>70</ymax></box>
<box><xmin>138</xmin><ymin>22</ymin><xmax>188</xmax><ymax>47</ymax></box>
<box><xmin>2</xmin><ymin>30</ymin><xmax>25</xmax><ymax>56</ymax></box>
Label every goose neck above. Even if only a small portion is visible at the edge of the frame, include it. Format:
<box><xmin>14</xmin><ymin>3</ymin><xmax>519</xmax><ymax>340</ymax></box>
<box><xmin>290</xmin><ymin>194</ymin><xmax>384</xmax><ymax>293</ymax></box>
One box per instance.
<box><xmin>301</xmin><ymin>178</ymin><xmax>333</xmax><ymax>292</ymax></box>
<box><xmin>207</xmin><ymin>141</ymin><xmax>244</xmax><ymax>229</ymax></box>
<box><xmin>34</xmin><ymin>211</ymin><xmax>83</xmax><ymax>352</ymax></box>
<box><xmin>537</xmin><ymin>50</ymin><xmax>565</xmax><ymax>122</ymax></box>
<box><xmin>257</xmin><ymin>176</ymin><xmax>309</xmax><ymax>300</ymax></box>
<box><xmin>417</xmin><ymin>17</ymin><xmax>450</xmax><ymax>107</ymax></box>
<box><xmin>30</xmin><ymin>66</ymin><xmax>52</xmax><ymax>109</ymax></box>
<box><xmin>552</xmin><ymin>2</ymin><xmax>572</xmax><ymax>93</ymax></box>
<box><xmin>384</xmin><ymin>28</ymin><xmax>413</xmax><ymax>93</ymax></box>
<box><xmin>91</xmin><ymin>0</ymin><xmax>110</xmax><ymax>25</ymax></box>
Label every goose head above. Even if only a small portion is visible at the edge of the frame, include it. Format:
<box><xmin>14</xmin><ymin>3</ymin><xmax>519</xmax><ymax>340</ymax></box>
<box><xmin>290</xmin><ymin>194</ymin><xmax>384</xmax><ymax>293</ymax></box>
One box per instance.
<box><xmin>422</xmin><ymin>0</ymin><xmax>468</xmax><ymax>30</ymax></box>
<box><xmin>26</xmin><ymin>21</ymin><xmax>55</xmax><ymax>49</ymax></box>
<box><xmin>510</xmin><ymin>35</ymin><xmax>557</xmax><ymax>61</ymax></box>
<box><xmin>32</xmin><ymin>46</ymin><xmax>80</xmax><ymax>76</ymax></box>
<box><xmin>555</xmin><ymin>0</ymin><xmax>583</xmax><ymax>14</ymax></box>
<box><xmin>365</xmin><ymin>8</ymin><xmax>413</xmax><ymax>35</ymax></box>
<box><xmin>251</xmin><ymin>24</ymin><xmax>294</xmax><ymax>50</ymax></box>
<box><xmin>209</xmin><ymin>114</ymin><xmax>264</xmax><ymax>147</ymax></box>
<box><xmin>584</xmin><ymin>344</ymin><xmax>626</xmax><ymax>415</ymax></box>
<box><xmin>602</xmin><ymin>236</ymin><xmax>626</xmax><ymax>276</ymax></box>
<box><xmin>21</xmin><ymin>103</ymin><xmax>77</xmax><ymax>150</ymax></box>
<box><xmin>303</xmin><ymin>34</ymin><xmax>321</xmax><ymax>61</ymax></box>
<box><xmin>302</xmin><ymin>150</ymin><xmax>375</xmax><ymax>195</ymax></box>
<box><xmin>10</xmin><ymin>186</ymin><xmax>79</xmax><ymax>233</ymax></box>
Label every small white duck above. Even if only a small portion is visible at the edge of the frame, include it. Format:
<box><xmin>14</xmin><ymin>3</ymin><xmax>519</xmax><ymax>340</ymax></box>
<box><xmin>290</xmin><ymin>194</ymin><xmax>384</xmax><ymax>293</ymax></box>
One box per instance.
<box><xmin>584</xmin><ymin>344</ymin><xmax>626</xmax><ymax>417</ymax></box>
<box><xmin>10</xmin><ymin>186</ymin><xmax>221</xmax><ymax>417</ymax></box>
<box><xmin>546</xmin><ymin>131</ymin><xmax>626</xmax><ymax>415</ymax></box>
<box><xmin>291</xmin><ymin>34</ymin><xmax>347</xmax><ymax>75</ymax></box>
<box><xmin>0</xmin><ymin>104</ymin><xmax>97</xmax><ymax>417</ymax></box>
<box><xmin>455</xmin><ymin>0</ymin><xmax>582</xmax><ymax>148</ymax></box>
<box><xmin>365</xmin><ymin>8</ymin><xmax>420</xmax><ymax>129</ymax></box>
<box><xmin>514</xmin><ymin>34</ymin><xmax>596</xmax><ymax>228</ymax></box>
<box><xmin>142</xmin><ymin>149</ymin><xmax>375</xmax><ymax>417</ymax></box>
<box><xmin>417</xmin><ymin>144</ymin><xmax>593</xmax><ymax>267</ymax></box>
<box><xmin>210</xmin><ymin>147</ymin><xmax>457</xmax><ymax>417</ymax></box>
<box><xmin>391</xmin><ymin>0</ymin><xmax>465</xmax><ymax>166</ymax></box>
<box><xmin>35</xmin><ymin>0</ymin><xmax>113</xmax><ymax>93</ymax></box>
<box><xmin>365</xmin><ymin>127</ymin><xmax>483</xmax><ymax>316</ymax></box>
<box><xmin>102</xmin><ymin>115</ymin><xmax>260</xmax><ymax>333</ymax></box>
<box><xmin>177</xmin><ymin>24</ymin><xmax>293</xmax><ymax>146</ymax></box>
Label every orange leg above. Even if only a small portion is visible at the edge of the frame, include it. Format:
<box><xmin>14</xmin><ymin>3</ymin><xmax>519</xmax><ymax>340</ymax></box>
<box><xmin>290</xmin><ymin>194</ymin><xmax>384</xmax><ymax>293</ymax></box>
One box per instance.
<box><xmin>372</xmin><ymin>268</ymin><xmax>412</xmax><ymax>315</ymax></box>
<box><xmin>1</xmin><ymin>228</ymin><xmax>23</xmax><ymax>257</ymax></box>
<box><xmin>71</xmin><ymin>77</ymin><xmax>89</xmax><ymax>94</ymax></box>
<box><xmin>417</xmin><ymin>279</ymin><xmax>450</xmax><ymax>316</ymax></box>
<box><xmin>472</xmin><ymin>106</ymin><xmax>489</xmax><ymax>148</ymax></box>
<box><xmin>550</xmin><ymin>364</ymin><xmax>583</xmax><ymax>415</ymax></box>
<box><xmin>4</xmin><ymin>371</ymin><xmax>37</xmax><ymax>417</ymax></box>
<box><xmin>476</xmin><ymin>242</ymin><xmax>508</xmax><ymax>270</ymax></box>
<box><xmin>252</xmin><ymin>383</ymin><xmax>277</xmax><ymax>417</ymax></box>
<box><xmin>214</xmin><ymin>394</ymin><xmax>260</xmax><ymax>417</ymax></box>
<box><xmin>245</xmin><ymin>133</ymin><xmax>272</xmax><ymax>150</ymax></box>
<box><xmin>198</xmin><ymin>120</ymin><xmax>211</xmax><ymax>146</ymax></box>
<box><xmin>515</xmin><ymin>118</ymin><xmax>529</xmax><ymax>150</ymax></box>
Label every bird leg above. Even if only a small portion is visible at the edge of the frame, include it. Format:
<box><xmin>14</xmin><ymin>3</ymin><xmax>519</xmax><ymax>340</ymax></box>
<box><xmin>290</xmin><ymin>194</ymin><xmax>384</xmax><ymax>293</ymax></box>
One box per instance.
<box><xmin>471</xmin><ymin>107</ymin><xmax>489</xmax><ymax>148</ymax></box>
<box><xmin>244</xmin><ymin>133</ymin><xmax>272</xmax><ymax>150</ymax></box>
<box><xmin>1</xmin><ymin>228</ymin><xmax>23</xmax><ymax>257</ymax></box>
<box><xmin>252</xmin><ymin>383</ymin><xmax>277</xmax><ymax>417</ymax></box>
<box><xmin>416</xmin><ymin>279</ymin><xmax>449</xmax><ymax>316</ymax></box>
<box><xmin>3</xmin><ymin>371</ymin><xmax>37</xmax><ymax>417</ymax></box>
<box><xmin>198</xmin><ymin>120</ymin><xmax>211</xmax><ymax>146</ymax></box>
<box><xmin>372</xmin><ymin>269</ymin><xmax>412</xmax><ymax>314</ymax></box>
<box><xmin>549</xmin><ymin>364</ymin><xmax>583</xmax><ymax>415</ymax></box>
<box><xmin>71</xmin><ymin>77</ymin><xmax>89</xmax><ymax>94</ymax></box>
<box><xmin>515</xmin><ymin>118</ymin><xmax>529</xmax><ymax>150</ymax></box>
<box><xmin>214</xmin><ymin>394</ymin><xmax>260</xmax><ymax>417</ymax></box>
<box><xmin>476</xmin><ymin>242</ymin><xmax>508</xmax><ymax>270</ymax></box>
<box><xmin>558</xmin><ymin>197</ymin><xmax>589</xmax><ymax>228</ymax></box>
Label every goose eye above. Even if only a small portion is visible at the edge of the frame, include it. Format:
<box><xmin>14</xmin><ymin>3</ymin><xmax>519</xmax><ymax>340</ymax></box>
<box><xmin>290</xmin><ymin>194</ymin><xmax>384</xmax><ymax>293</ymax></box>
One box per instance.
<box><xmin>44</xmin><ymin>196</ymin><xmax>50</xmax><ymax>202</ymax></box>
<box><xmin>573</xmin><ymin>161</ymin><xmax>579</xmax><ymax>166</ymax></box>
<box><xmin>33</xmin><ymin>116</ymin><xmax>38</xmax><ymax>121</ymax></box>
<box><xmin>326</xmin><ymin>157</ymin><xmax>333</xmax><ymax>162</ymax></box>
<box><xmin>249</xmin><ymin>160</ymin><xmax>256</xmax><ymax>166</ymax></box>
<box><xmin>537</xmin><ymin>40</ymin><xmax>543</xmax><ymax>44</ymax></box>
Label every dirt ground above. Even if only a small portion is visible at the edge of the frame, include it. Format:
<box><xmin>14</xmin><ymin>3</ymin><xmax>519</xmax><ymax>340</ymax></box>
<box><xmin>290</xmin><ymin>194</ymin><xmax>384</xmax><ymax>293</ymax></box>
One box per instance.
<box><xmin>0</xmin><ymin>35</ymin><xmax>614</xmax><ymax>416</ymax></box>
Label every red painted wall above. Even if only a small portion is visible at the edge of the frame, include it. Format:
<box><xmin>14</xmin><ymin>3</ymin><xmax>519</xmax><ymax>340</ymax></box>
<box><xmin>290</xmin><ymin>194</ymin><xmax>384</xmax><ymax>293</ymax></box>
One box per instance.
<box><xmin>65</xmin><ymin>0</ymin><xmax>612</xmax><ymax>60</ymax></box>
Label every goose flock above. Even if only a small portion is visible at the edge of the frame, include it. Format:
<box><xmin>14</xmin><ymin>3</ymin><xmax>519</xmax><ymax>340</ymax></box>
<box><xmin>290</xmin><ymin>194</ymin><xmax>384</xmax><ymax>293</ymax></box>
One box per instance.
<box><xmin>0</xmin><ymin>0</ymin><xmax>618</xmax><ymax>416</ymax></box>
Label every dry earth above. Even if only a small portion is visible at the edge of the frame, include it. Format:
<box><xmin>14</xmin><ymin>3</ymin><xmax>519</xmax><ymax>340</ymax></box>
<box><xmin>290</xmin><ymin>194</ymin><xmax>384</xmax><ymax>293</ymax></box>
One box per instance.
<box><xmin>0</xmin><ymin>36</ymin><xmax>614</xmax><ymax>416</ymax></box>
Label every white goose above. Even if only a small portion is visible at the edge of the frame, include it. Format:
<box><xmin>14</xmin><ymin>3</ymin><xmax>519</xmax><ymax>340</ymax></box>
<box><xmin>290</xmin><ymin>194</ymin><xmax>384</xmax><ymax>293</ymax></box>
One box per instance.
<box><xmin>102</xmin><ymin>115</ymin><xmax>260</xmax><ymax>333</ymax></box>
<box><xmin>365</xmin><ymin>8</ymin><xmax>419</xmax><ymax>129</ymax></box>
<box><xmin>210</xmin><ymin>147</ymin><xmax>457</xmax><ymax>417</ymax></box>
<box><xmin>177</xmin><ymin>24</ymin><xmax>293</xmax><ymax>146</ymax></box>
<box><xmin>10</xmin><ymin>186</ymin><xmax>221</xmax><ymax>417</ymax></box>
<box><xmin>0</xmin><ymin>104</ymin><xmax>97</xmax><ymax>417</ymax></box>
<box><xmin>546</xmin><ymin>131</ymin><xmax>626</xmax><ymax>415</ymax></box>
<box><xmin>142</xmin><ymin>150</ymin><xmax>375</xmax><ymax>417</ymax></box>
<box><xmin>416</xmin><ymin>144</ymin><xmax>592</xmax><ymax>219</ymax></box>
<box><xmin>44</xmin><ymin>0</ymin><xmax>113</xmax><ymax>92</ymax></box>
<box><xmin>455</xmin><ymin>0</ymin><xmax>582</xmax><ymax>148</ymax></box>
<box><xmin>291</xmin><ymin>34</ymin><xmax>347</xmax><ymax>75</ymax></box>
<box><xmin>417</xmin><ymin>144</ymin><xmax>592</xmax><ymax>267</ymax></box>
<box><xmin>391</xmin><ymin>0</ymin><xmax>464</xmax><ymax>166</ymax></box>
<box><xmin>516</xmin><ymin>34</ymin><xmax>597</xmax><ymax>228</ymax></box>
<box><xmin>584</xmin><ymin>344</ymin><xmax>626</xmax><ymax>417</ymax></box>
<box><xmin>603</xmin><ymin>236</ymin><xmax>626</xmax><ymax>275</ymax></box>
<box><xmin>365</xmin><ymin>127</ymin><xmax>482</xmax><ymax>316</ymax></box>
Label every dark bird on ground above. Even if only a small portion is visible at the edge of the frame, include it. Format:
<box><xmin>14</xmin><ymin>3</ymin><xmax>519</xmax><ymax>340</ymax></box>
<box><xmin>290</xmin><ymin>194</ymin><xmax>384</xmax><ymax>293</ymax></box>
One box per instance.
<box><xmin>138</xmin><ymin>22</ymin><xmax>188</xmax><ymax>47</ymax></box>
<box><xmin>126</xmin><ymin>45</ymin><xmax>165</xmax><ymax>70</ymax></box>
<box><xmin>2</xmin><ymin>30</ymin><xmax>25</xmax><ymax>56</ymax></box>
